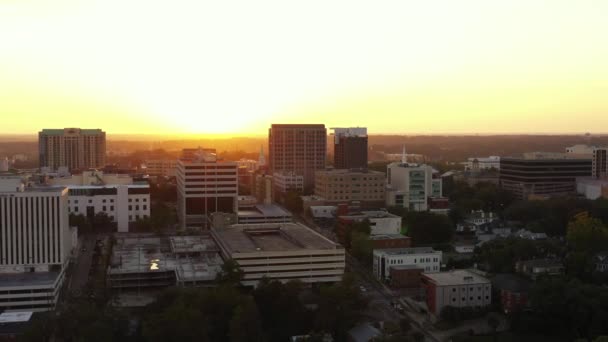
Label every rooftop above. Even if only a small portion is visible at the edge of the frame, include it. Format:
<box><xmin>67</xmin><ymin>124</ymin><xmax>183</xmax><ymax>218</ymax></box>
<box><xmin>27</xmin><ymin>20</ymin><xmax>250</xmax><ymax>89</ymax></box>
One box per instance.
<box><xmin>374</xmin><ymin>247</ymin><xmax>438</xmax><ymax>256</ymax></box>
<box><xmin>0</xmin><ymin>272</ymin><xmax>61</xmax><ymax>288</ymax></box>
<box><xmin>213</xmin><ymin>223</ymin><xmax>340</xmax><ymax>254</ymax></box>
<box><xmin>340</xmin><ymin>210</ymin><xmax>399</xmax><ymax>220</ymax></box>
<box><xmin>369</xmin><ymin>234</ymin><xmax>410</xmax><ymax>241</ymax></box>
<box><xmin>238</xmin><ymin>204</ymin><xmax>293</xmax><ymax>218</ymax></box>
<box><xmin>169</xmin><ymin>235</ymin><xmax>219</xmax><ymax>254</ymax></box>
<box><xmin>0</xmin><ymin>312</ymin><xmax>33</xmax><ymax>323</ymax></box>
<box><xmin>423</xmin><ymin>270</ymin><xmax>490</xmax><ymax>286</ymax></box>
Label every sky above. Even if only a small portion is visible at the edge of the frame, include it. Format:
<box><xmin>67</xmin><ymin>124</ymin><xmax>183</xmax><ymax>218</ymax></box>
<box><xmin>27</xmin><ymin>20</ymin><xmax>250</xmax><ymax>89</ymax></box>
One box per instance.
<box><xmin>1</xmin><ymin>0</ymin><xmax>607</xmax><ymax>136</ymax></box>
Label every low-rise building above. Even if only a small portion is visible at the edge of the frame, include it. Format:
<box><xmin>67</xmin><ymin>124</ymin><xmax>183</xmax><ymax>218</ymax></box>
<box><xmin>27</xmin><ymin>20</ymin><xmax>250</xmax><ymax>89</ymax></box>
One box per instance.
<box><xmin>516</xmin><ymin>259</ymin><xmax>564</xmax><ymax>279</ymax></box>
<box><xmin>369</xmin><ymin>234</ymin><xmax>412</xmax><ymax>250</ymax></box>
<box><xmin>421</xmin><ymin>270</ymin><xmax>492</xmax><ymax>316</ymax></box>
<box><xmin>491</xmin><ymin>274</ymin><xmax>531</xmax><ymax>314</ymax></box>
<box><xmin>595</xmin><ymin>252</ymin><xmax>608</xmax><ymax>272</ymax></box>
<box><xmin>576</xmin><ymin>177</ymin><xmax>608</xmax><ymax>200</ymax></box>
<box><xmin>237</xmin><ymin>204</ymin><xmax>293</xmax><ymax>224</ymax></box>
<box><xmin>456</xmin><ymin>210</ymin><xmax>498</xmax><ymax>233</ymax></box>
<box><xmin>212</xmin><ymin>222</ymin><xmax>345</xmax><ymax>287</ymax></box>
<box><xmin>273</xmin><ymin>171</ymin><xmax>304</xmax><ymax>194</ymax></box>
<box><xmin>373</xmin><ymin>247</ymin><xmax>442</xmax><ymax>281</ymax></box>
<box><xmin>314</xmin><ymin>169</ymin><xmax>385</xmax><ymax>207</ymax></box>
<box><xmin>385</xmin><ymin>161</ymin><xmax>442</xmax><ymax>212</ymax></box>
<box><xmin>464</xmin><ymin>156</ymin><xmax>501</xmax><ymax>172</ymax></box>
<box><xmin>144</xmin><ymin>159</ymin><xmax>177</xmax><ymax>177</ymax></box>
<box><xmin>337</xmin><ymin>210</ymin><xmax>402</xmax><ymax>236</ymax></box>
<box><xmin>389</xmin><ymin>265</ymin><xmax>423</xmax><ymax>289</ymax></box>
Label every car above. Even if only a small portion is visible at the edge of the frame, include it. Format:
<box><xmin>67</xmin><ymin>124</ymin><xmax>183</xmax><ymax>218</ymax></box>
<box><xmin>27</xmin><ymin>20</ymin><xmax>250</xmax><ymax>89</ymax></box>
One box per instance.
<box><xmin>359</xmin><ymin>286</ymin><xmax>367</xmax><ymax>292</ymax></box>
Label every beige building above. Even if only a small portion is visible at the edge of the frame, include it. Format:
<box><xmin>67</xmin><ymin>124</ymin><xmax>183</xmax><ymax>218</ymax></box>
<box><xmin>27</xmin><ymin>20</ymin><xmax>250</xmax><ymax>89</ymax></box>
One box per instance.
<box><xmin>314</xmin><ymin>169</ymin><xmax>385</xmax><ymax>206</ymax></box>
<box><xmin>145</xmin><ymin>159</ymin><xmax>178</xmax><ymax>177</ymax></box>
<box><xmin>39</xmin><ymin>128</ymin><xmax>106</xmax><ymax>171</ymax></box>
<box><xmin>211</xmin><ymin>222</ymin><xmax>345</xmax><ymax>287</ymax></box>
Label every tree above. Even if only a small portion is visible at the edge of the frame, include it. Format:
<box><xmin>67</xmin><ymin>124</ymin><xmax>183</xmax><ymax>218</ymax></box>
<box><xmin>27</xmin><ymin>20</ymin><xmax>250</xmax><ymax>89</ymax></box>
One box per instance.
<box><xmin>69</xmin><ymin>213</ymin><xmax>92</xmax><ymax>234</ymax></box>
<box><xmin>284</xmin><ymin>190</ymin><xmax>304</xmax><ymax>214</ymax></box>
<box><xmin>216</xmin><ymin>259</ymin><xmax>244</xmax><ymax>286</ymax></box>
<box><xmin>351</xmin><ymin>231</ymin><xmax>373</xmax><ymax>265</ymax></box>
<box><xmin>487</xmin><ymin>313</ymin><xmax>500</xmax><ymax>342</ymax></box>
<box><xmin>229</xmin><ymin>296</ymin><xmax>265</xmax><ymax>342</ymax></box>
<box><xmin>92</xmin><ymin>212</ymin><xmax>114</xmax><ymax>232</ymax></box>
<box><xmin>405</xmin><ymin>212</ymin><xmax>453</xmax><ymax>245</ymax></box>
<box><xmin>567</xmin><ymin>216</ymin><xmax>608</xmax><ymax>254</ymax></box>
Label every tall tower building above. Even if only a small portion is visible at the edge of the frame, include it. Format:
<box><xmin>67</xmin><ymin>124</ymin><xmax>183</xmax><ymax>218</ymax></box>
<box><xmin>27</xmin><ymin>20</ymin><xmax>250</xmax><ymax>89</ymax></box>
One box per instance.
<box><xmin>39</xmin><ymin>128</ymin><xmax>106</xmax><ymax>171</ymax></box>
<box><xmin>268</xmin><ymin>124</ymin><xmax>327</xmax><ymax>191</ymax></box>
<box><xmin>593</xmin><ymin>147</ymin><xmax>608</xmax><ymax>179</ymax></box>
<box><xmin>176</xmin><ymin>148</ymin><xmax>238</xmax><ymax>229</ymax></box>
<box><xmin>258</xmin><ymin>145</ymin><xmax>266</xmax><ymax>168</ymax></box>
<box><xmin>332</xmin><ymin>127</ymin><xmax>368</xmax><ymax>169</ymax></box>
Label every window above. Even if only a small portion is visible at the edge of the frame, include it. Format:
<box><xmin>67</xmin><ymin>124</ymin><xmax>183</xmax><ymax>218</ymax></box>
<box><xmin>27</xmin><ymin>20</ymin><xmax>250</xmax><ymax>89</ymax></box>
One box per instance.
<box><xmin>485</xmin><ymin>296</ymin><xmax>489</xmax><ymax>300</ymax></box>
<box><xmin>129</xmin><ymin>215</ymin><xmax>133</xmax><ymax>221</ymax></box>
<box><xmin>143</xmin><ymin>205</ymin><xmax>147</xmax><ymax>210</ymax></box>
<box><xmin>75</xmin><ymin>207</ymin><xmax>79</xmax><ymax>212</ymax></box>
<box><xmin>136</xmin><ymin>205</ymin><xmax>139</xmax><ymax>210</ymax></box>
<box><xmin>103</xmin><ymin>206</ymin><xmax>106</xmax><ymax>211</ymax></box>
<box><xmin>102</xmin><ymin>199</ymin><xmax>106</xmax><ymax>203</ymax></box>
<box><xmin>136</xmin><ymin>198</ymin><xmax>139</xmax><ymax>202</ymax></box>
<box><xmin>75</xmin><ymin>200</ymin><xmax>78</xmax><ymax>204</ymax></box>
<box><xmin>452</xmin><ymin>298</ymin><xmax>456</xmax><ymax>302</ymax></box>
<box><xmin>143</xmin><ymin>198</ymin><xmax>147</xmax><ymax>202</ymax></box>
<box><xmin>470</xmin><ymin>297</ymin><xmax>473</xmax><ymax>301</ymax></box>
<box><xmin>110</xmin><ymin>206</ymin><xmax>114</xmax><ymax>211</ymax></box>
<box><xmin>88</xmin><ymin>199</ymin><xmax>92</xmax><ymax>204</ymax></box>
<box><xmin>129</xmin><ymin>205</ymin><xmax>132</xmax><ymax>210</ymax></box>
<box><xmin>110</xmin><ymin>199</ymin><xmax>114</xmax><ymax>203</ymax></box>
<box><xmin>128</xmin><ymin>199</ymin><xmax>132</xmax><ymax>203</ymax></box>
<box><xmin>462</xmin><ymin>297</ymin><xmax>466</xmax><ymax>301</ymax></box>
<box><xmin>478</xmin><ymin>296</ymin><xmax>481</xmax><ymax>300</ymax></box>
<box><xmin>452</xmin><ymin>288</ymin><xmax>456</xmax><ymax>292</ymax></box>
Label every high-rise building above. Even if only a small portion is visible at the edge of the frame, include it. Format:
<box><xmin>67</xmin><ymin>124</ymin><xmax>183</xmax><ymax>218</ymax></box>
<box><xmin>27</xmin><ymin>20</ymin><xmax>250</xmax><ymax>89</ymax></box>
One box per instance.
<box><xmin>500</xmin><ymin>154</ymin><xmax>592</xmax><ymax>199</ymax></box>
<box><xmin>592</xmin><ymin>147</ymin><xmax>608</xmax><ymax>179</ymax></box>
<box><xmin>332</xmin><ymin>127</ymin><xmax>368</xmax><ymax>169</ymax></box>
<box><xmin>0</xmin><ymin>176</ymin><xmax>75</xmax><ymax>312</ymax></box>
<box><xmin>39</xmin><ymin>128</ymin><xmax>106</xmax><ymax>171</ymax></box>
<box><xmin>177</xmin><ymin>148</ymin><xmax>238</xmax><ymax>230</ymax></box>
<box><xmin>268</xmin><ymin>124</ymin><xmax>326</xmax><ymax>191</ymax></box>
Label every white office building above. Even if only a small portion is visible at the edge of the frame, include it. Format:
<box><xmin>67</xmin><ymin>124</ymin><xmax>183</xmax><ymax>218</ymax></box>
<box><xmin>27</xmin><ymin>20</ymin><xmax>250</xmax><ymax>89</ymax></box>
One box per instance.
<box><xmin>48</xmin><ymin>171</ymin><xmax>150</xmax><ymax>233</ymax></box>
<box><xmin>593</xmin><ymin>147</ymin><xmax>608</xmax><ymax>179</ymax></box>
<box><xmin>463</xmin><ymin>156</ymin><xmax>500</xmax><ymax>171</ymax></box>
<box><xmin>0</xmin><ymin>176</ymin><xmax>76</xmax><ymax>312</ymax></box>
<box><xmin>385</xmin><ymin>161</ymin><xmax>442</xmax><ymax>212</ymax></box>
<box><xmin>422</xmin><ymin>270</ymin><xmax>492</xmax><ymax>315</ymax></box>
<box><xmin>273</xmin><ymin>171</ymin><xmax>304</xmax><ymax>194</ymax></box>
<box><xmin>177</xmin><ymin>149</ymin><xmax>238</xmax><ymax>230</ymax></box>
<box><xmin>373</xmin><ymin>247</ymin><xmax>442</xmax><ymax>281</ymax></box>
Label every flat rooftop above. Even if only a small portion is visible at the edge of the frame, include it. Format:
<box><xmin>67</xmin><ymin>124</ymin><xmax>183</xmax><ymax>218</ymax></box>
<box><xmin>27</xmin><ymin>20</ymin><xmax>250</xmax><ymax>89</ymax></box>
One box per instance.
<box><xmin>375</xmin><ymin>247</ymin><xmax>437</xmax><ymax>256</ymax></box>
<box><xmin>0</xmin><ymin>312</ymin><xmax>33</xmax><ymax>323</ymax></box>
<box><xmin>109</xmin><ymin>235</ymin><xmax>222</xmax><ymax>282</ymax></box>
<box><xmin>423</xmin><ymin>270</ymin><xmax>490</xmax><ymax>286</ymax></box>
<box><xmin>238</xmin><ymin>204</ymin><xmax>293</xmax><ymax>218</ymax></box>
<box><xmin>0</xmin><ymin>272</ymin><xmax>60</xmax><ymax>288</ymax></box>
<box><xmin>213</xmin><ymin>223</ymin><xmax>340</xmax><ymax>254</ymax></box>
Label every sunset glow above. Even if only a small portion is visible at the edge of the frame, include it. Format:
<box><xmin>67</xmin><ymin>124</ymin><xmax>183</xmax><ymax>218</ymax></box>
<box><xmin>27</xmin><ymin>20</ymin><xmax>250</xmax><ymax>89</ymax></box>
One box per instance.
<box><xmin>1</xmin><ymin>0</ymin><xmax>607</xmax><ymax>135</ymax></box>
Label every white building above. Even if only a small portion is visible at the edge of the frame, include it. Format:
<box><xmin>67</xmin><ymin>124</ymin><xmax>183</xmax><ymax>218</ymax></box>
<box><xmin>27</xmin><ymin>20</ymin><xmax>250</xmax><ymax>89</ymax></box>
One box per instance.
<box><xmin>577</xmin><ymin>177</ymin><xmax>608</xmax><ymax>200</ymax></box>
<box><xmin>48</xmin><ymin>171</ymin><xmax>150</xmax><ymax>233</ymax></box>
<box><xmin>0</xmin><ymin>176</ymin><xmax>75</xmax><ymax>312</ymax></box>
<box><xmin>463</xmin><ymin>156</ymin><xmax>500</xmax><ymax>171</ymax></box>
<box><xmin>177</xmin><ymin>148</ymin><xmax>238</xmax><ymax>230</ymax></box>
<box><xmin>212</xmin><ymin>222</ymin><xmax>345</xmax><ymax>287</ymax></box>
<box><xmin>373</xmin><ymin>247</ymin><xmax>442</xmax><ymax>281</ymax></box>
<box><xmin>273</xmin><ymin>171</ymin><xmax>304</xmax><ymax>194</ymax></box>
<box><xmin>0</xmin><ymin>157</ymin><xmax>9</xmax><ymax>172</ymax></box>
<box><xmin>236</xmin><ymin>159</ymin><xmax>259</xmax><ymax>172</ymax></box>
<box><xmin>339</xmin><ymin>210</ymin><xmax>402</xmax><ymax>235</ymax></box>
<box><xmin>386</xmin><ymin>161</ymin><xmax>442</xmax><ymax>212</ymax></box>
<box><xmin>144</xmin><ymin>159</ymin><xmax>177</xmax><ymax>177</ymax></box>
<box><xmin>566</xmin><ymin>144</ymin><xmax>595</xmax><ymax>157</ymax></box>
<box><xmin>456</xmin><ymin>210</ymin><xmax>497</xmax><ymax>232</ymax></box>
<box><xmin>422</xmin><ymin>270</ymin><xmax>492</xmax><ymax>315</ymax></box>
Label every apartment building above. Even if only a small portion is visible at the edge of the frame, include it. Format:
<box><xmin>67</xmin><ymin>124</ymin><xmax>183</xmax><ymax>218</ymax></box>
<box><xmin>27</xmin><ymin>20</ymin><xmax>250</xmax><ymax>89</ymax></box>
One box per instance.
<box><xmin>314</xmin><ymin>169</ymin><xmax>385</xmax><ymax>207</ymax></box>
<box><xmin>39</xmin><ymin>128</ymin><xmax>106</xmax><ymax>171</ymax></box>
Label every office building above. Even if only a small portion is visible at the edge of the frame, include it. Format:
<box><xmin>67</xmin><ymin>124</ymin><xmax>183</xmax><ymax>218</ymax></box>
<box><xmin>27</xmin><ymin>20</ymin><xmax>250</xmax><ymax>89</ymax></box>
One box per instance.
<box><xmin>48</xmin><ymin>170</ymin><xmax>150</xmax><ymax>233</ymax></box>
<box><xmin>0</xmin><ymin>176</ymin><xmax>75</xmax><ymax>312</ymax></box>
<box><xmin>421</xmin><ymin>270</ymin><xmax>492</xmax><ymax>315</ymax></box>
<box><xmin>177</xmin><ymin>148</ymin><xmax>238</xmax><ymax>229</ymax></box>
<box><xmin>332</xmin><ymin>127</ymin><xmax>368</xmax><ymax>169</ymax></box>
<box><xmin>253</xmin><ymin>173</ymin><xmax>273</xmax><ymax>204</ymax></box>
<box><xmin>314</xmin><ymin>169</ymin><xmax>385</xmax><ymax>207</ymax></box>
<box><xmin>39</xmin><ymin>128</ymin><xmax>106</xmax><ymax>171</ymax></box>
<box><xmin>566</xmin><ymin>144</ymin><xmax>595</xmax><ymax>157</ymax></box>
<box><xmin>499</xmin><ymin>155</ymin><xmax>591</xmax><ymax>199</ymax></box>
<box><xmin>463</xmin><ymin>156</ymin><xmax>500</xmax><ymax>172</ymax></box>
<box><xmin>212</xmin><ymin>222</ymin><xmax>345</xmax><ymax>287</ymax></box>
<box><xmin>144</xmin><ymin>159</ymin><xmax>178</xmax><ymax>177</ymax></box>
<box><xmin>385</xmin><ymin>160</ymin><xmax>442</xmax><ymax>211</ymax></box>
<box><xmin>593</xmin><ymin>147</ymin><xmax>608</xmax><ymax>179</ymax></box>
<box><xmin>273</xmin><ymin>171</ymin><xmax>304</xmax><ymax>199</ymax></box>
<box><xmin>373</xmin><ymin>247</ymin><xmax>442</xmax><ymax>281</ymax></box>
<box><xmin>268</xmin><ymin>124</ymin><xmax>327</xmax><ymax>190</ymax></box>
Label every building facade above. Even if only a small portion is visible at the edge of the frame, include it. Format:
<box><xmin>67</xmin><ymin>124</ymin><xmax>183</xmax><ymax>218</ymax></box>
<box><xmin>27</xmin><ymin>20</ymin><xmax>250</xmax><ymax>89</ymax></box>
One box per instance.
<box><xmin>373</xmin><ymin>247</ymin><xmax>442</xmax><ymax>281</ymax></box>
<box><xmin>463</xmin><ymin>156</ymin><xmax>500</xmax><ymax>172</ymax></box>
<box><xmin>500</xmin><ymin>156</ymin><xmax>592</xmax><ymax>199</ymax></box>
<box><xmin>39</xmin><ymin>128</ymin><xmax>106</xmax><ymax>171</ymax></box>
<box><xmin>0</xmin><ymin>177</ymin><xmax>75</xmax><ymax>312</ymax></box>
<box><xmin>268</xmin><ymin>124</ymin><xmax>327</xmax><ymax>191</ymax></box>
<box><xmin>145</xmin><ymin>159</ymin><xmax>177</xmax><ymax>177</ymax></box>
<box><xmin>593</xmin><ymin>147</ymin><xmax>608</xmax><ymax>179</ymax></box>
<box><xmin>422</xmin><ymin>270</ymin><xmax>492</xmax><ymax>316</ymax></box>
<box><xmin>314</xmin><ymin>169</ymin><xmax>385</xmax><ymax>206</ymax></box>
<box><xmin>212</xmin><ymin>223</ymin><xmax>345</xmax><ymax>287</ymax></box>
<box><xmin>177</xmin><ymin>149</ymin><xmax>238</xmax><ymax>229</ymax></box>
<box><xmin>332</xmin><ymin>127</ymin><xmax>368</xmax><ymax>169</ymax></box>
<box><xmin>385</xmin><ymin>162</ymin><xmax>442</xmax><ymax>211</ymax></box>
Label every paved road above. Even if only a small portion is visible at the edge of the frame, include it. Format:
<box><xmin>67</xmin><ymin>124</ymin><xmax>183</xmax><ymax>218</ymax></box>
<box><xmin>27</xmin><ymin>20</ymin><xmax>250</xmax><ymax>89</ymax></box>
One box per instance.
<box><xmin>68</xmin><ymin>235</ymin><xmax>96</xmax><ymax>295</ymax></box>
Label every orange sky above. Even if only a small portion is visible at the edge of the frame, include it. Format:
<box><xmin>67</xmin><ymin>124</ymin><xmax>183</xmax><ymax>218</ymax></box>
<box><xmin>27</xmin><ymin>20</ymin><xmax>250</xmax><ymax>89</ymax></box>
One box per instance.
<box><xmin>1</xmin><ymin>0</ymin><xmax>607</xmax><ymax>136</ymax></box>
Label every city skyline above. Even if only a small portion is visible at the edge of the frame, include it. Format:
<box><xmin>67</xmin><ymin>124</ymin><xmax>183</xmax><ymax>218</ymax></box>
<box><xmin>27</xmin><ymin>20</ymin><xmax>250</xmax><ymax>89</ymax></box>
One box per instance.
<box><xmin>1</xmin><ymin>1</ymin><xmax>608</xmax><ymax>136</ymax></box>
